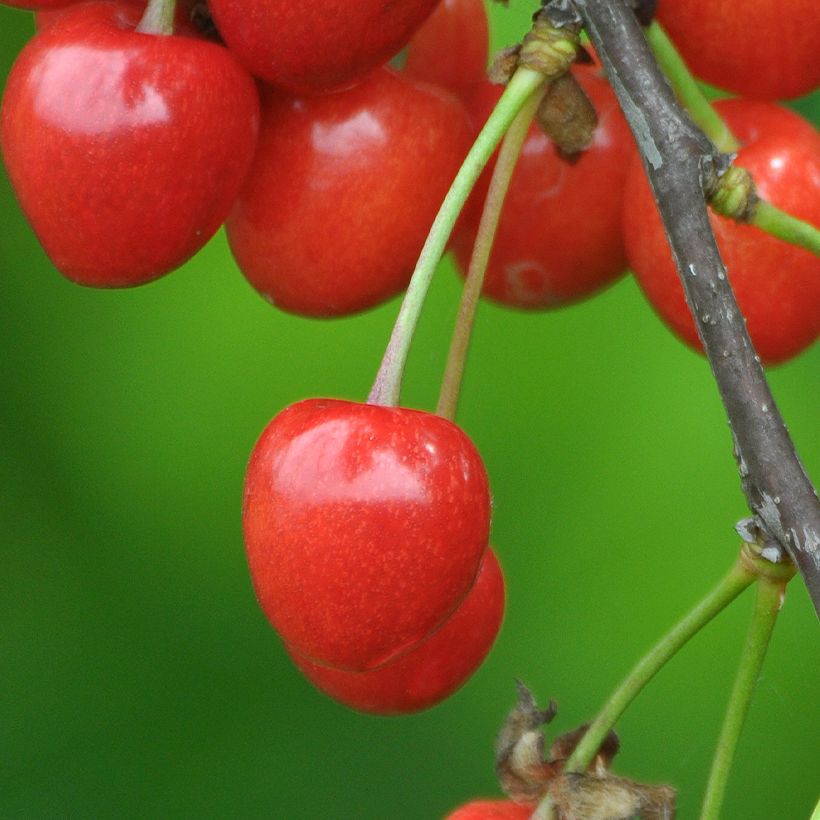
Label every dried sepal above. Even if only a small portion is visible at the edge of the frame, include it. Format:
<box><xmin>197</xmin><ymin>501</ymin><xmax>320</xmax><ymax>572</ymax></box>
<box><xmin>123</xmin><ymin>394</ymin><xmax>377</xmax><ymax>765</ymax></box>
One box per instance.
<box><xmin>550</xmin><ymin>771</ymin><xmax>676</xmax><ymax>820</ymax></box>
<box><xmin>495</xmin><ymin>682</ymin><xmax>560</xmax><ymax>802</ymax></box>
<box><xmin>535</xmin><ymin>72</ymin><xmax>598</xmax><ymax>155</ymax></box>
<box><xmin>549</xmin><ymin>723</ymin><xmax>620</xmax><ymax>772</ymax></box>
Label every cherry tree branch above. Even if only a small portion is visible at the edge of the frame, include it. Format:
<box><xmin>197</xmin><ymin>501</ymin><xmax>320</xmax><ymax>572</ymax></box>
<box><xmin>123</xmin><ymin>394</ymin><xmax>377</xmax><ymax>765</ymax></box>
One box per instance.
<box><xmin>543</xmin><ymin>0</ymin><xmax>820</xmax><ymax>616</ymax></box>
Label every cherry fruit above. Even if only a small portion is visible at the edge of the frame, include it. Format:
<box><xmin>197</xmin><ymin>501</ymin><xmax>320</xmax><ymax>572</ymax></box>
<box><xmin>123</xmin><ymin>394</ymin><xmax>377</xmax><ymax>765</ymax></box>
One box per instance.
<box><xmin>207</xmin><ymin>0</ymin><xmax>439</xmax><ymax>94</ymax></box>
<box><xmin>656</xmin><ymin>0</ymin><xmax>820</xmax><ymax>100</ymax></box>
<box><xmin>444</xmin><ymin>800</ymin><xmax>533</xmax><ymax>819</ymax></box>
<box><xmin>451</xmin><ymin>66</ymin><xmax>635</xmax><ymax>308</ymax></box>
<box><xmin>0</xmin><ymin>2</ymin><xmax>259</xmax><ymax>287</ymax></box>
<box><xmin>289</xmin><ymin>547</ymin><xmax>504</xmax><ymax>714</ymax></box>
<box><xmin>242</xmin><ymin>399</ymin><xmax>492</xmax><ymax>672</ymax></box>
<box><xmin>405</xmin><ymin>0</ymin><xmax>489</xmax><ymax>94</ymax></box>
<box><xmin>623</xmin><ymin>99</ymin><xmax>820</xmax><ymax>365</ymax></box>
<box><xmin>226</xmin><ymin>67</ymin><xmax>471</xmax><ymax>317</ymax></box>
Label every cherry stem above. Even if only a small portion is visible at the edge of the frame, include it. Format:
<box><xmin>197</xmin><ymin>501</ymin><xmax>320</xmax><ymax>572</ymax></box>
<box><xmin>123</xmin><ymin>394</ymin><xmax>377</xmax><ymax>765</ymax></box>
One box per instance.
<box><xmin>751</xmin><ymin>199</ymin><xmax>820</xmax><ymax>257</ymax></box>
<box><xmin>367</xmin><ymin>67</ymin><xmax>545</xmax><ymax>408</ymax></box>
<box><xmin>531</xmin><ymin>557</ymin><xmax>755</xmax><ymax>819</ymax></box>
<box><xmin>645</xmin><ymin>20</ymin><xmax>820</xmax><ymax>259</ymax></box>
<box><xmin>699</xmin><ymin>576</ymin><xmax>785</xmax><ymax>820</ymax></box>
<box><xmin>644</xmin><ymin>21</ymin><xmax>740</xmax><ymax>154</ymax></box>
<box><xmin>435</xmin><ymin>85</ymin><xmax>547</xmax><ymax>421</ymax></box>
<box><xmin>136</xmin><ymin>0</ymin><xmax>177</xmax><ymax>36</ymax></box>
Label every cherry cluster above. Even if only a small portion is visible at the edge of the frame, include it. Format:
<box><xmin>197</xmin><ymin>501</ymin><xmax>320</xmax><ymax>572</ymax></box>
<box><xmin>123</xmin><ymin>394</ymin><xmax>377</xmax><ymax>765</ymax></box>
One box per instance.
<box><xmin>1</xmin><ymin>0</ymin><xmax>818</xmax><ymax>740</ymax></box>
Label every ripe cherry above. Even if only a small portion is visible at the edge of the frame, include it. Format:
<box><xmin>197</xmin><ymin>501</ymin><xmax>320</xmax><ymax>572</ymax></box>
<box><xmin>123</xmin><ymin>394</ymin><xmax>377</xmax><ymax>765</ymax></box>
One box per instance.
<box><xmin>226</xmin><ymin>67</ymin><xmax>471</xmax><ymax>317</ymax></box>
<box><xmin>242</xmin><ymin>398</ymin><xmax>492</xmax><ymax>672</ymax></box>
<box><xmin>444</xmin><ymin>799</ymin><xmax>533</xmax><ymax>819</ymax></box>
<box><xmin>0</xmin><ymin>2</ymin><xmax>259</xmax><ymax>287</ymax></box>
<box><xmin>405</xmin><ymin>0</ymin><xmax>489</xmax><ymax>94</ymax></box>
<box><xmin>289</xmin><ymin>547</ymin><xmax>504</xmax><ymax>714</ymax></box>
<box><xmin>656</xmin><ymin>0</ymin><xmax>820</xmax><ymax>100</ymax></box>
<box><xmin>623</xmin><ymin>99</ymin><xmax>820</xmax><ymax>365</ymax></box>
<box><xmin>451</xmin><ymin>65</ymin><xmax>635</xmax><ymax>308</ymax></box>
<box><xmin>207</xmin><ymin>0</ymin><xmax>439</xmax><ymax>94</ymax></box>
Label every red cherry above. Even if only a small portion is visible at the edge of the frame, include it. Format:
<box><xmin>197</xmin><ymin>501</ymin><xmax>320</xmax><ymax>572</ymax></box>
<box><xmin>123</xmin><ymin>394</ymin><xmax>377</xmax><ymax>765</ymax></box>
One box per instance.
<box><xmin>623</xmin><ymin>99</ymin><xmax>820</xmax><ymax>365</ymax></box>
<box><xmin>242</xmin><ymin>399</ymin><xmax>492</xmax><ymax>672</ymax></box>
<box><xmin>3</xmin><ymin>0</ymin><xmax>74</xmax><ymax>9</ymax></box>
<box><xmin>35</xmin><ymin>0</ymin><xmax>198</xmax><ymax>33</ymax></box>
<box><xmin>206</xmin><ymin>0</ymin><xmax>439</xmax><ymax>94</ymax></box>
<box><xmin>451</xmin><ymin>66</ymin><xmax>635</xmax><ymax>309</ymax></box>
<box><xmin>444</xmin><ymin>799</ymin><xmax>533</xmax><ymax>819</ymax></box>
<box><xmin>289</xmin><ymin>547</ymin><xmax>504</xmax><ymax>714</ymax></box>
<box><xmin>0</xmin><ymin>2</ymin><xmax>259</xmax><ymax>287</ymax></box>
<box><xmin>656</xmin><ymin>0</ymin><xmax>820</xmax><ymax>100</ymax></box>
<box><xmin>405</xmin><ymin>0</ymin><xmax>489</xmax><ymax>94</ymax></box>
<box><xmin>226</xmin><ymin>67</ymin><xmax>471</xmax><ymax>317</ymax></box>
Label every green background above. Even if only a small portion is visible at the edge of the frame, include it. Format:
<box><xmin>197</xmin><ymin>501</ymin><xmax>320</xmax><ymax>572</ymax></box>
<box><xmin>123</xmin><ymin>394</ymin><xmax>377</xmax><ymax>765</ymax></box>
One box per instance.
<box><xmin>1</xmin><ymin>3</ymin><xmax>818</xmax><ymax>818</ymax></box>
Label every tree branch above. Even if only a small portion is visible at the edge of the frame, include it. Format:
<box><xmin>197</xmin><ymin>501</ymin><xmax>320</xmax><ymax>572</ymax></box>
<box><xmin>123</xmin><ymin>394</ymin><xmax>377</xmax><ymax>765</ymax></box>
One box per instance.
<box><xmin>543</xmin><ymin>0</ymin><xmax>820</xmax><ymax>616</ymax></box>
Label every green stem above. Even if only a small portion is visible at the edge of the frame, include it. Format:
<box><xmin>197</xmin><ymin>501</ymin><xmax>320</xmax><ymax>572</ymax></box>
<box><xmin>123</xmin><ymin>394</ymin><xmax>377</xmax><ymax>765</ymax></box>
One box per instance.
<box><xmin>752</xmin><ymin>199</ymin><xmax>820</xmax><ymax>258</ymax></box>
<box><xmin>699</xmin><ymin>577</ymin><xmax>785</xmax><ymax>820</ymax></box>
<box><xmin>565</xmin><ymin>559</ymin><xmax>756</xmax><ymax>773</ymax></box>
<box><xmin>645</xmin><ymin>22</ymin><xmax>740</xmax><ymax>154</ymax></box>
<box><xmin>136</xmin><ymin>0</ymin><xmax>177</xmax><ymax>35</ymax></box>
<box><xmin>532</xmin><ymin>557</ymin><xmax>756</xmax><ymax>820</ymax></box>
<box><xmin>367</xmin><ymin>67</ymin><xmax>545</xmax><ymax>407</ymax></box>
<box><xmin>435</xmin><ymin>85</ymin><xmax>546</xmax><ymax>421</ymax></box>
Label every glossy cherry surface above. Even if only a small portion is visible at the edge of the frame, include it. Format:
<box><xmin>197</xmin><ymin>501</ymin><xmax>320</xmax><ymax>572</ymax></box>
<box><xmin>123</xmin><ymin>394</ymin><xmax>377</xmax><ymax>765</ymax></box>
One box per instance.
<box><xmin>656</xmin><ymin>0</ymin><xmax>820</xmax><ymax>100</ymax></box>
<box><xmin>623</xmin><ymin>99</ymin><xmax>820</xmax><ymax>365</ymax></box>
<box><xmin>289</xmin><ymin>547</ymin><xmax>504</xmax><ymax>714</ymax></box>
<box><xmin>0</xmin><ymin>3</ymin><xmax>259</xmax><ymax>287</ymax></box>
<box><xmin>243</xmin><ymin>399</ymin><xmax>492</xmax><ymax>672</ymax></box>
<box><xmin>207</xmin><ymin>0</ymin><xmax>439</xmax><ymax>94</ymax></box>
<box><xmin>405</xmin><ymin>0</ymin><xmax>489</xmax><ymax>94</ymax></box>
<box><xmin>227</xmin><ymin>67</ymin><xmax>471</xmax><ymax>317</ymax></box>
<box><xmin>444</xmin><ymin>799</ymin><xmax>533</xmax><ymax>819</ymax></box>
<box><xmin>451</xmin><ymin>66</ymin><xmax>635</xmax><ymax>308</ymax></box>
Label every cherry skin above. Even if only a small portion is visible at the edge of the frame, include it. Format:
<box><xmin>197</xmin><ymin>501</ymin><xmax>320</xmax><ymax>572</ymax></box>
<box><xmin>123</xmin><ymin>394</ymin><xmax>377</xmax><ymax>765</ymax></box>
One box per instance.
<box><xmin>623</xmin><ymin>99</ymin><xmax>820</xmax><ymax>365</ymax></box>
<box><xmin>207</xmin><ymin>0</ymin><xmax>439</xmax><ymax>94</ymax></box>
<box><xmin>289</xmin><ymin>547</ymin><xmax>504</xmax><ymax>714</ymax></box>
<box><xmin>242</xmin><ymin>398</ymin><xmax>492</xmax><ymax>672</ymax></box>
<box><xmin>405</xmin><ymin>0</ymin><xmax>489</xmax><ymax>94</ymax></box>
<box><xmin>226</xmin><ymin>67</ymin><xmax>471</xmax><ymax>317</ymax></box>
<box><xmin>35</xmin><ymin>0</ymin><xmax>199</xmax><ymax>32</ymax></box>
<box><xmin>444</xmin><ymin>800</ymin><xmax>533</xmax><ymax>819</ymax></box>
<box><xmin>451</xmin><ymin>65</ymin><xmax>635</xmax><ymax>309</ymax></box>
<box><xmin>656</xmin><ymin>0</ymin><xmax>820</xmax><ymax>100</ymax></box>
<box><xmin>2</xmin><ymin>0</ymin><xmax>75</xmax><ymax>9</ymax></box>
<box><xmin>0</xmin><ymin>2</ymin><xmax>259</xmax><ymax>287</ymax></box>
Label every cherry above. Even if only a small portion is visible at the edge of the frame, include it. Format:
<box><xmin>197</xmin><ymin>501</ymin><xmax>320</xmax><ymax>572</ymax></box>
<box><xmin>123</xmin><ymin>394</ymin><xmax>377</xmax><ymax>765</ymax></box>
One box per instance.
<box><xmin>444</xmin><ymin>799</ymin><xmax>533</xmax><ymax>819</ymax></box>
<box><xmin>206</xmin><ymin>0</ymin><xmax>439</xmax><ymax>94</ymax></box>
<box><xmin>3</xmin><ymin>0</ymin><xmax>74</xmax><ymax>9</ymax></box>
<box><xmin>226</xmin><ymin>67</ymin><xmax>472</xmax><ymax>317</ymax></box>
<box><xmin>35</xmin><ymin>0</ymin><xmax>199</xmax><ymax>32</ymax></box>
<box><xmin>289</xmin><ymin>547</ymin><xmax>504</xmax><ymax>714</ymax></box>
<box><xmin>242</xmin><ymin>398</ymin><xmax>492</xmax><ymax>672</ymax></box>
<box><xmin>0</xmin><ymin>2</ymin><xmax>259</xmax><ymax>287</ymax></box>
<box><xmin>623</xmin><ymin>98</ymin><xmax>820</xmax><ymax>365</ymax></box>
<box><xmin>451</xmin><ymin>65</ymin><xmax>635</xmax><ymax>309</ymax></box>
<box><xmin>405</xmin><ymin>0</ymin><xmax>489</xmax><ymax>94</ymax></box>
<box><xmin>656</xmin><ymin>0</ymin><xmax>820</xmax><ymax>100</ymax></box>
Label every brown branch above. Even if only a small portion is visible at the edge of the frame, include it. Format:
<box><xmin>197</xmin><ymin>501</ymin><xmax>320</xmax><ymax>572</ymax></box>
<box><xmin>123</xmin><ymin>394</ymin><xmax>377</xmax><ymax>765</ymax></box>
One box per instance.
<box><xmin>543</xmin><ymin>0</ymin><xmax>820</xmax><ymax>616</ymax></box>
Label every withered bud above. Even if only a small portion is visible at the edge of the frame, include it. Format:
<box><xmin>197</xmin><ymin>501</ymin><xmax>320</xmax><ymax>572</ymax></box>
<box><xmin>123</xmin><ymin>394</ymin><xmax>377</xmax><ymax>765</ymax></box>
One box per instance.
<box><xmin>535</xmin><ymin>72</ymin><xmax>598</xmax><ymax>155</ymax></box>
<box><xmin>495</xmin><ymin>682</ymin><xmax>560</xmax><ymax>803</ymax></box>
<box><xmin>550</xmin><ymin>771</ymin><xmax>677</xmax><ymax>820</ymax></box>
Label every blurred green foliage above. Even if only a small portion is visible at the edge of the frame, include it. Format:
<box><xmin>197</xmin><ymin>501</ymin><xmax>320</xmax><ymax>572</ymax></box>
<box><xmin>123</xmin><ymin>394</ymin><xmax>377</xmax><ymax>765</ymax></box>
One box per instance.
<box><xmin>1</xmin><ymin>3</ymin><xmax>818</xmax><ymax>818</ymax></box>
